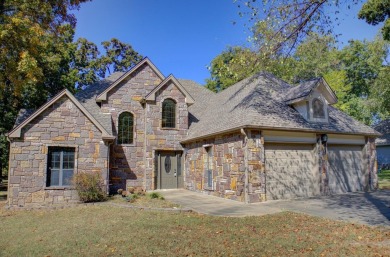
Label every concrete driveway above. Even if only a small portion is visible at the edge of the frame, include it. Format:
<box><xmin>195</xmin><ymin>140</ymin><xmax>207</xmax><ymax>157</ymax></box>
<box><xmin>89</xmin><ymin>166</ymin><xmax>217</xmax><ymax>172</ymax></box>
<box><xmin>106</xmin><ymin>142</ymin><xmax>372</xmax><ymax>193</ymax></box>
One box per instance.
<box><xmin>158</xmin><ymin>189</ymin><xmax>390</xmax><ymax>227</ymax></box>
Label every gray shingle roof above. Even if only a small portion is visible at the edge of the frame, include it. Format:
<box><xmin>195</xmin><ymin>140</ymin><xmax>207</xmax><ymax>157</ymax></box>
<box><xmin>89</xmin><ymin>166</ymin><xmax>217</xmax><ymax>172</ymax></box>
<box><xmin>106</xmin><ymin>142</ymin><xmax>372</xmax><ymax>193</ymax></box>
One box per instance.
<box><xmin>183</xmin><ymin>72</ymin><xmax>379</xmax><ymax>142</ymax></box>
<box><xmin>178</xmin><ymin>79</ymin><xmax>216</xmax><ymax>125</ymax></box>
<box><xmin>75</xmin><ymin>72</ymin><xmax>125</xmax><ymax>135</ymax></box>
<box><xmin>283</xmin><ymin>78</ymin><xmax>321</xmax><ymax>102</ymax></box>
<box><xmin>374</xmin><ymin>119</ymin><xmax>390</xmax><ymax>145</ymax></box>
<box><xmin>14</xmin><ymin>109</ymin><xmax>35</xmax><ymax>127</ymax></box>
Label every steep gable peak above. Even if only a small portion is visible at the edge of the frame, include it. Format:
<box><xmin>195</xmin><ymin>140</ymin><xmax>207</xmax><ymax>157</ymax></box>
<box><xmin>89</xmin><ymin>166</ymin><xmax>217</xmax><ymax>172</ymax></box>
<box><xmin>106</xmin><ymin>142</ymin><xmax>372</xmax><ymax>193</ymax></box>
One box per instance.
<box><xmin>144</xmin><ymin>74</ymin><xmax>195</xmax><ymax>105</ymax></box>
<box><xmin>96</xmin><ymin>57</ymin><xmax>165</xmax><ymax>102</ymax></box>
<box><xmin>8</xmin><ymin>89</ymin><xmax>114</xmax><ymax>139</ymax></box>
<box><xmin>284</xmin><ymin>77</ymin><xmax>338</xmax><ymax>105</ymax></box>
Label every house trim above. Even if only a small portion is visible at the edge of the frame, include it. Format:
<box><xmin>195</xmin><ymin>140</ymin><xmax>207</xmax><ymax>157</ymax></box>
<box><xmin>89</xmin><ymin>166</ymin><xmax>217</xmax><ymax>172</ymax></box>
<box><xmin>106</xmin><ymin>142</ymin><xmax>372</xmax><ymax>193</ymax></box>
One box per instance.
<box><xmin>96</xmin><ymin>57</ymin><xmax>165</xmax><ymax>102</ymax></box>
<box><xmin>8</xmin><ymin>89</ymin><xmax>114</xmax><ymax>139</ymax></box>
<box><xmin>285</xmin><ymin>78</ymin><xmax>338</xmax><ymax>105</ymax></box>
<box><xmin>144</xmin><ymin>75</ymin><xmax>195</xmax><ymax>105</ymax></box>
<box><xmin>181</xmin><ymin>125</ymin><xmax>380</xmax><ymax>144</ymax></box>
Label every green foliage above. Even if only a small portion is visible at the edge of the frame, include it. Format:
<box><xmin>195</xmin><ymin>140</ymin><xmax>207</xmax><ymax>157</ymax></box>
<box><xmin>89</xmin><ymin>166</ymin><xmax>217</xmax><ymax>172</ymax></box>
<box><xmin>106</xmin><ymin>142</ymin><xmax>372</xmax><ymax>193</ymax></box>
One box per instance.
<box><xmin>73</xmin><ymin>172</ymin><xmax>107</xmax><ymax>203</ymax></box>
<box><xmin>206</xmin><ymin>33</ymin><xmax>390</xmax><ymax>125</ymax></box>
<box><xmin>147</xmin><ymin>192</ymin><xmax>164</xmax><ymax>200</ymax></box>
<box><xmin>0</xmin><ymin>1</ymin><xmax>142</xmax><ymax>174</ymax></box>
<box><xmin>358</xmin><ymin>0</ymin><xmax>390</xmax><ymax>40</ymax></box>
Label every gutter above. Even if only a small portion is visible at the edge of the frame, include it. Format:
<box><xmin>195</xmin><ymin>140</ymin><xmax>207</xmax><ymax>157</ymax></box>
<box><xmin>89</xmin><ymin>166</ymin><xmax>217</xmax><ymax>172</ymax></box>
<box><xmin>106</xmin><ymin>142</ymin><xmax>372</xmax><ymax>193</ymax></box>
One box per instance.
<box><xmin>180</xmin><ymin>125</ymin><xmax>381</xmax><ymax>144</ymax></box>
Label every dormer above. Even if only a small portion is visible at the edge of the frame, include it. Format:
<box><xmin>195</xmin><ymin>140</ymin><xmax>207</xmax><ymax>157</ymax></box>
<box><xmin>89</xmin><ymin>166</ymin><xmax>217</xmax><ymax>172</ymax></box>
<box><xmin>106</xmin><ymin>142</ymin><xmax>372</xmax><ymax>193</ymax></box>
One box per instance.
<box><xmin>284</xmin><ymin>77</ymin><xmax>337</xmax><ymax>123</ymax></box>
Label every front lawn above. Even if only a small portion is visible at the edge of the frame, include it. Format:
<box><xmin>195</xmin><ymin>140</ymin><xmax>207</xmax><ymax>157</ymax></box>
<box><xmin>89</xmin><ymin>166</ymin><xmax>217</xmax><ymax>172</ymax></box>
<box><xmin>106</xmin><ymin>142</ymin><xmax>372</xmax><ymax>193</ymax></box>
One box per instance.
<box><xmin>378</xmin><ymin>170</ymin><xmax>390</xmax><ymax>189</ymax></box>
<box><xmin>0</xmin><ymin>202</ymin><xmax>389</xmax><ymax>256</ymax></box>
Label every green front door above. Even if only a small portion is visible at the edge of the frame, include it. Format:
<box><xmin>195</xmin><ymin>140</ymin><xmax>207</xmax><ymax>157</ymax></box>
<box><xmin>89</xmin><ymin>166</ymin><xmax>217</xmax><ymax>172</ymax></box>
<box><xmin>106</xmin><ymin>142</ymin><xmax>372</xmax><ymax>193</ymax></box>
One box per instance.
<box><xmin>157</xmin><ymin>151</ymin><xmax>183</xmax><ymax>189</ymax></box>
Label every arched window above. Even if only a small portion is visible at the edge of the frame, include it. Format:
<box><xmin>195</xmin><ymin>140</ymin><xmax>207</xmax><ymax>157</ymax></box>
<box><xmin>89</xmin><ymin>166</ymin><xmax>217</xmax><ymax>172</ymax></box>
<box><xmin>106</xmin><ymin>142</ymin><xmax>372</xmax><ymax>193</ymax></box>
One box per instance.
<box><xmin>162</xmin><ymin>99</ymin><xmax>176</xmax><ymax>128</ymax></box>
<box><xmin>312</xmin><ymin>98</ymin><xmax>325</xmax><ymax>118</ymax></box>
<box><xmin>118</xmin><ymin>112</ymin><xmax>134</xmax><ymax>144</ymax></box>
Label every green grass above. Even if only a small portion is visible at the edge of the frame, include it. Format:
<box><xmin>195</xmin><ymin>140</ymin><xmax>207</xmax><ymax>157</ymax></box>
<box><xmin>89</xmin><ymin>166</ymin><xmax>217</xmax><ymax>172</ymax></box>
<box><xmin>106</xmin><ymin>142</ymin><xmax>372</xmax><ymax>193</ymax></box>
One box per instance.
<box><xmin>378</xmin><ymin>170</ymin><xmax>390</xmax><ymax>189</ymax></box>
<box><xmin>0</xmin><ymin>202</ymin><xmax>389</xmax><ymax>256</ymax></box>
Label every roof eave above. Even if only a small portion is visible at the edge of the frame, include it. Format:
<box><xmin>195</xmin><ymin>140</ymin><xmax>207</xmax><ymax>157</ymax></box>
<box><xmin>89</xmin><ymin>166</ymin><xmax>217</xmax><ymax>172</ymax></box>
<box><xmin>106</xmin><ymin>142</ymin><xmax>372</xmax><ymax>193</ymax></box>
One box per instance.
<box><xmin>145</xmin><ymin>74</ymin><xmax>195</xmax><ymax>105</ymax></box>
<box><xmin>181</xmin><ymin>125</ymin><xmax>380</xmax><ymax>144</ymax></box>
<box><xmin>8</xmin><ymin>89</ymin><xmax>112</xmax><ymax>139</ymax></box>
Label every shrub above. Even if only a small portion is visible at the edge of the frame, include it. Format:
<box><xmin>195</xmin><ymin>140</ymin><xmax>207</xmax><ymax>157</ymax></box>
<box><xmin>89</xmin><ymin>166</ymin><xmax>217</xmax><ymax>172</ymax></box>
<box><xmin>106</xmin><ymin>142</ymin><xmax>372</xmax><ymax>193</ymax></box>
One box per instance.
<box><xmin>125</xmin><ymin>193</ymin><xmax>139</xmax><ymax>203</ymax></box>
<box><xmin>73</xmin><ymin>172</ymin><xmax>107</xmax><ymax>203</ymax></box>
<box><xmin>147</xmin><ymin>192</ymin><xmax>164</xmax><ymax>200</ymax></box>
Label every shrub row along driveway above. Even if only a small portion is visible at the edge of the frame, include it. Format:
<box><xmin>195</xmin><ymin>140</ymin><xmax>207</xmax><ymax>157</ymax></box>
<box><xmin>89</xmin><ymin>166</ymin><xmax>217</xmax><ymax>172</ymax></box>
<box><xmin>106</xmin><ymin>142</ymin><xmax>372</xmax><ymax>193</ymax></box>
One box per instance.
<box><xmin>159</xmin><ymin>189</ymin><xmax>390</xmax><ymax>226</ymax></box>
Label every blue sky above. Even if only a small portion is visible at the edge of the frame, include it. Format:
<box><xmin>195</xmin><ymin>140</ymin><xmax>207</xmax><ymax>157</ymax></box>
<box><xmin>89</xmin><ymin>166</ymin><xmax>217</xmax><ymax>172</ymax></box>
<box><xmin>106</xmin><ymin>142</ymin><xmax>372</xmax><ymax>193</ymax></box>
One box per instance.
<box><xmin>74</xmin><ymin>0</ymin><xmax>379</xmax><ymax>85</ymax></box>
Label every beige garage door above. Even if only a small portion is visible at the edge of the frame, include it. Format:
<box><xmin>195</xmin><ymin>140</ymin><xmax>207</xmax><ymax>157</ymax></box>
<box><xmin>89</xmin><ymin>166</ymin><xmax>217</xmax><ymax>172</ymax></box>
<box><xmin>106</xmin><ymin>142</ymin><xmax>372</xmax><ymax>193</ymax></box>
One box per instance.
<box><xmin>265</xmin><ymin>143</ymin><xmax>319</xmax><ymax>200</ymax></box>
<box><xmin>328</xmin><ymin>145</ymin><xmax>367</xmax><ymax>194</ymax></box>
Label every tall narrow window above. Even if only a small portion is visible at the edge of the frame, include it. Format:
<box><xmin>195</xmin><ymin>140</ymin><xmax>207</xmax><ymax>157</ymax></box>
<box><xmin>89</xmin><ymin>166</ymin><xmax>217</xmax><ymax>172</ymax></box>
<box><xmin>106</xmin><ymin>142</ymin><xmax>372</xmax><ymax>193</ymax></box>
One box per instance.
<box><xmin>162</xmin><ymin>99</ymin><xmax>176</xmax><ymax>128</ymax></box>
<box><xmin>312</xmin><ymin>98</ymin><xmax>325</xmax><ymax>118</ymax></box>
<box><xmin>205</xmin><ymin>146</ymin><xmax>213</xmax><ymax>189</ymax></box>
<box><xmin>47</xmin><ymin>147</ymin><xmax>75</xmax><ymax>187</ymax></box>
<box><xmin>118</xmin><ymin>112</ymin><xmax>134</xmax><ymax>144</ymax></box>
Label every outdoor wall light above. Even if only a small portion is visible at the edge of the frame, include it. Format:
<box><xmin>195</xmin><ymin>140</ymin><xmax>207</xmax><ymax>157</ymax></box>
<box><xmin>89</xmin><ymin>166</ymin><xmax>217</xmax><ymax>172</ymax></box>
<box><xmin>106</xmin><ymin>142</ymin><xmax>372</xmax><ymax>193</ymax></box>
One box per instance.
<box><xmin>321</xmin><ymin>134</ymin><xmax>328</xmax><ymax>143</ymax></box>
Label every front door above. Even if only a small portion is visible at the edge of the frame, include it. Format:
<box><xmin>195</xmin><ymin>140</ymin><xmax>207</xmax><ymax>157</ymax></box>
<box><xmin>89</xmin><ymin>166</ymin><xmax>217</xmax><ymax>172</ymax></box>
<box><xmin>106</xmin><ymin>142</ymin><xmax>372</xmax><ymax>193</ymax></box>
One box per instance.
<box><xmin>157</xmin><ymin>151</ymin><xmax>183</xmax><ymax>189</ymax></box>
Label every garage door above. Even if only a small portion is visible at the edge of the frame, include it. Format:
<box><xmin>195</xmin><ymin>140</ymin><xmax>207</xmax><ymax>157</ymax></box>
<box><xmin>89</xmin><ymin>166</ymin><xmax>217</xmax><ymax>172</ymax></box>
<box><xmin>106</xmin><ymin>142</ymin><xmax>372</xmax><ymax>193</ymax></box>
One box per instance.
<box><xmin>265</xmin><ymin>143</ymin><xmax>319</xmax><ymax>200</ymax></box>
<box><xmin>328</xmin><ymin>145</ymin><xmax>367</xmax><ymax>194</ymax></box>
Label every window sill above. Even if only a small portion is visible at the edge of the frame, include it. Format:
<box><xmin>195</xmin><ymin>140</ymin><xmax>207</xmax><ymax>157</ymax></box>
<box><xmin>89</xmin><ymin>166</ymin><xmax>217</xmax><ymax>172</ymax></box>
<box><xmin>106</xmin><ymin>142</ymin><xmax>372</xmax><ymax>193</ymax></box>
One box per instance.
<box><xmin>44</xmin><ymin>186</ymin><xmax>74</xmax><ymax>190</ymax></box>
<box><xmin>160</xmin><ymin>127</ymin><xmax>179</xmax><ymax>131</ymax></box>
<box><xmin>117</xmin><ymin>143</ymin><xmax>136</xmax><ymax>147</ymax></box>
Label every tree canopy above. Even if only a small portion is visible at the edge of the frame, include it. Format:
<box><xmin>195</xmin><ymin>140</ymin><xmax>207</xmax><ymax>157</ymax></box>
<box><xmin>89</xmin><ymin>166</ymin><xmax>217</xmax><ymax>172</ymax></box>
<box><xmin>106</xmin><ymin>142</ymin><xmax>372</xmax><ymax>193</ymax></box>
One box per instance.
<box><xmin>0</xmin><ymin>0</ymin><xmax>142</xmax><ymax>175</ymax></box>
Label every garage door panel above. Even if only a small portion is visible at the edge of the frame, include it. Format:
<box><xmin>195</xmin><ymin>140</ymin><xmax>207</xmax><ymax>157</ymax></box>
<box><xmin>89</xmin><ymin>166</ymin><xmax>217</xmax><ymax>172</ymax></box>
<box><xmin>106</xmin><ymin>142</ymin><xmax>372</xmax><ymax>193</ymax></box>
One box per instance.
<box><xmin>328</xmin><ymin>145</ymin><xmax>367</xmax><ymax>194</ymax></box>
<box><xmin>265</xmin><ymin>143</ymin><xmax>319</xmax><ymax>200</ymax></box>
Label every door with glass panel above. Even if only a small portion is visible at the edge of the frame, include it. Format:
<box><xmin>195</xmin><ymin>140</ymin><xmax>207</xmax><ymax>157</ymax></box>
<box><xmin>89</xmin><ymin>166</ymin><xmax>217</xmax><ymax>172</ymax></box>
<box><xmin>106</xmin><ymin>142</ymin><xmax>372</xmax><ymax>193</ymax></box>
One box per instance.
<box><xmin>157</xmin><ymin>151</ymin><xmax>183</xmax><ymax>189</ymax></box>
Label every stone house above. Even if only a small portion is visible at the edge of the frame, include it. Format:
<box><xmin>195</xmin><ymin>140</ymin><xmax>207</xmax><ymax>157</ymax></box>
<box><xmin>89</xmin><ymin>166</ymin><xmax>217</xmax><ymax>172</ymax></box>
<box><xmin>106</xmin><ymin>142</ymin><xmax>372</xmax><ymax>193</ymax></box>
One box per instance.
<box><xmin>7</xmin><ymin>58</ymin><xmax>379</xmax><ymax>207</ymax></box>
<box><xmin>374</xmin><ymin>119</ymin><xmax>390</xmax><ymax>169</ymax></box>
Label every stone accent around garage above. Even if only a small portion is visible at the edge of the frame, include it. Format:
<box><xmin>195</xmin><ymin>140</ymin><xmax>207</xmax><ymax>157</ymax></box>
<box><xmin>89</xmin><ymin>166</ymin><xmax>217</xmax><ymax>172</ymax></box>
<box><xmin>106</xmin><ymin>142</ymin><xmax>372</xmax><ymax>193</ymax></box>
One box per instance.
<box><xmin>8</xmin><ymin>96</ymin><xmax>109</xmax><ymax>208</ymax></box>
<box><xmin>184</xmin><ymin>130</ymin><xmax>266</xmax><ymax>203</ymax></box>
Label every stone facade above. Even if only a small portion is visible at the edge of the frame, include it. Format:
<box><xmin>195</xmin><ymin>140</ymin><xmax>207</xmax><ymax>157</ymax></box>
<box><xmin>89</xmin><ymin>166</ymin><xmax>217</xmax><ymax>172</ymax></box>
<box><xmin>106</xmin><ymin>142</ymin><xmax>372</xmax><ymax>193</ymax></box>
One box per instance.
<box><xmin>7</xmin><ymin>59</ymin><xmax>379</xmax><ymax>207</ymax></box>
<box><xmin>185</xmin><ymin>130</ymin><xmax>378</xmax><ymax>203</ymax></box>
<box><xmin>100</xmin><ymin>63</ymin><xmax>188</xmax><ymax>192</ymax></box>
<box><xmin>8</xmin><ymin>96</ymin><xmax>109</xmax><ymax>208</ymax></box>
<box><xmin>184</xmin><ymin>129</ymin><xmax>265</xmax><ymax>203</ymax></box>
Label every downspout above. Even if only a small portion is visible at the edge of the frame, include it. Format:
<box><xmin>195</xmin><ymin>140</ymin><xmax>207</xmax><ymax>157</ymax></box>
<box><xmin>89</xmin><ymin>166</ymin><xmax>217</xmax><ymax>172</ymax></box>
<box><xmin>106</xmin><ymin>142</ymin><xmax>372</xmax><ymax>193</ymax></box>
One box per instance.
<box><xmin>106</xmin><ymin>140</ymin><xmax>113</xmax><ymax>195</ymax></box>
<box><xmin>240</xmin><ymin>128</ymin><xmax>249</xmax><ymax>204</ymax></box>
<box><xmin>143</xmin><ymin>99</ymin><xmax>147</xmax><ymax>191</ymax></box>
<box><xmin>6</xmin><ymin>135</ymin><xmax>11</xmax><ymax>207</ymax></box>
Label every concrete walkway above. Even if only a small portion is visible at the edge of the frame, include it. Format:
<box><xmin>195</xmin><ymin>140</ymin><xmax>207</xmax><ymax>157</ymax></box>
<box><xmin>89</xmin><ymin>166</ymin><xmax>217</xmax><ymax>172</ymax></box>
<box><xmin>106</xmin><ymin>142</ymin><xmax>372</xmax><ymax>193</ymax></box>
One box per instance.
<box><xmin>158</xmin><ymin>189</ymin><xmax>390</xmax><ymax>227</ymax></box>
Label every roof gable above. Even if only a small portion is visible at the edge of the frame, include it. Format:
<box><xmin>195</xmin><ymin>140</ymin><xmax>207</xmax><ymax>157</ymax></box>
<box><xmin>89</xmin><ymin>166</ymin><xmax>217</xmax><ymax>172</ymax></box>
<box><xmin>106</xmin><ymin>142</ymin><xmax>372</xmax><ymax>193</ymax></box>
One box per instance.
<box><xmin>8</xmin><ymin>89</ymin><xmax>114</xmax><ymax>139</ymax></box>
<box><xmin>284</xmin><ymin>77</ymin><xmax>338</xmax><ymax>105</ymax></box>
<box><xmin>145</xmin><ymin>75</ymin><xmax>195</xmax><ymax>105</ymax></box>
<box><xmin>182</xmin><ymin>72</ymin><xmax>378</xmax><ymax>142</ymax></box>
<box><xmin>96</xmin><ymin>57</ymin><xmax>165</xmax><ymax>102</ymax></box>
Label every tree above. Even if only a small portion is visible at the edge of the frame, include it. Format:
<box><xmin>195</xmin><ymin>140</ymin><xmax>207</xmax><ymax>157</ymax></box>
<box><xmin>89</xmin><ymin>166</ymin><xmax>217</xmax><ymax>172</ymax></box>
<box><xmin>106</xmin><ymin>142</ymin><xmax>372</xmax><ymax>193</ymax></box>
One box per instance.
<box><xmin>205</xmin><ymin>47</ymin><xmax>260</xmax><ymax>92</ymax></box>
<box><xmin>358</xmin><ymin>0</ymin><xmax>390</xmax><ymax>40</ymax></box>
<box><xmin>0</xmin><ymin>1</ymin><xmax>142</xmax><ymax>176</ymax></box>
<box><xmin>72</xmin><ymin>38</ymin><xmax>143</xmax><ymax>89</ymax></box>
<box><xmin>206</xmin><ymin>33</ymin><xmax>389</xmax><ymax>125</ymax></box>
<box><xmin>235</xmin><ymin>0</ymin><xmax>389</xmax><ymax>56</ymax></box>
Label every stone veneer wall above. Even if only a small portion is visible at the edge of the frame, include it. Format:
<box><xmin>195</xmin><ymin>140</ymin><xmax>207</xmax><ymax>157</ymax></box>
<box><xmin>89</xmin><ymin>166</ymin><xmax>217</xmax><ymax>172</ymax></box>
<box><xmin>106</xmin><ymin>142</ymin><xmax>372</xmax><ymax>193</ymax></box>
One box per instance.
<box><xmin>100</xmin><ymin>63</ymin><xmax>188</xmax><ymax>192</ymax></box>
<box><xmin>145</xmin><ymin>81</ymin><xmax>188</xmax><ymax>189</ymax></box>
<box><xmin>367</xmin><ymin>137</ymin><xmax>378</xmax><ymax>190</ymax></box>
<box><xmin>8</xmin><ymin>96</ymin><xmax>108</xmax><ymax>208</ymax></box>
<box><xmin>184</xmin><ymin>129</ymin><xmax>265</xmax><ymax>203</ymax></box>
